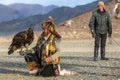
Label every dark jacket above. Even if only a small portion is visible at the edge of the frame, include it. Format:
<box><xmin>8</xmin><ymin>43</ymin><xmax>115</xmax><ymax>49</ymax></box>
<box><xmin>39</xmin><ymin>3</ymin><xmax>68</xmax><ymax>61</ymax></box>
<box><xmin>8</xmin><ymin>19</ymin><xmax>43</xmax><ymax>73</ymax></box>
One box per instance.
<box><xmin>89</xmin><ymin>10</ymin><xmax>112</xmax><ymax>35</ymax></box>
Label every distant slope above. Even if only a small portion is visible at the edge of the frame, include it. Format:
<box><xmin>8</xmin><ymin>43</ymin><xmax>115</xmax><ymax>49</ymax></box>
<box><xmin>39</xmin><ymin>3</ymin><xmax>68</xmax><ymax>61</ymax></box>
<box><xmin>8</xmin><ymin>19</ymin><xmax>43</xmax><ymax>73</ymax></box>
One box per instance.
<box><xmin>0</xmin><ymin>4</ymin><xmax>21</xmax><ymax>23</ymax></box>
<box><xmin>8</xmin><ymin>3</ymin><xmax>58</xmax><ymax>18</ymax></box>
<box><xmin>0</xmin><ymin>3</ymin><xmax>58</xmax><ymax>23</ymax></box>
<box><xmin>0</xmin><ymin>0</ymin><xmax>109</xmax><ymax>36</ymax></box>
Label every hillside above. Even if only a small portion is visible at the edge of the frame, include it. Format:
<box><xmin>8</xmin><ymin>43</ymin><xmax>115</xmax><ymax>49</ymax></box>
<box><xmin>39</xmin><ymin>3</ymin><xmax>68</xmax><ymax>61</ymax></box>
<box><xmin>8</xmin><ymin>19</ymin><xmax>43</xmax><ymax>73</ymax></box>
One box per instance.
<box><xmin>2</xmin><ymin>0</ymin><xmax>118</xmax><ymax>41</ymax></box>
<box><xmin>8</xmin><ymin>4</ymin><xmax>58</xmax><ymax>18</ymax></box>
<box><xmin>0</xmin><ymin>4</ymin><xmax>20</xmax><ymax>23</ymax></box>
<box><xmin>57</xmin><ymin>0</ymin><xmax>120</xmax><ymax>40</ymax></box>
<box><xmin>0</xmin><ymin>4</ymin><xmax>58</xmax><ymax>23</ymax></box>
<box><xmin>0</xmin><ymin>0</ymin><xmax>109</xmax><ymax>36</ymax></box>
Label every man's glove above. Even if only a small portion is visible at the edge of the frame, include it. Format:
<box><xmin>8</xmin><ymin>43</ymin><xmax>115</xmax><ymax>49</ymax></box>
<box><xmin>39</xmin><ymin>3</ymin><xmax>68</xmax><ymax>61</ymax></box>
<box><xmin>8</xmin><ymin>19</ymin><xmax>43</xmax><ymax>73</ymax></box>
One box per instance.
<box><xmin>92</xmin><ymin>32</ymin><xmax>96</xmax><ymax>38</ymax></box>
<box><xmin>41</xmin><ymin>61</ymin><xmax>47</xmax><ymax>66</ymax></box>
<box><xmin>91</xmin><ymin>29</ymin><xmax>96</xmax><ymax>38</ymax></box>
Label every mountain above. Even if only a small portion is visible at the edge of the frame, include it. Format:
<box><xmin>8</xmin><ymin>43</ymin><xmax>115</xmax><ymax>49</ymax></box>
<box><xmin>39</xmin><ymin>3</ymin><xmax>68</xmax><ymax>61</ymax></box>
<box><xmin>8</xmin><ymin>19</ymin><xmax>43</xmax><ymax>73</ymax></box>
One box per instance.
<box><xmin>0</xmin><ymin>0</ymin><xmax>110</xmax><ymax>36</ymax></box>
<box><xmin>0</xmin><ymin>4</ymin><xmax>58</xmax><ymax>23</ymax></box>
<box><xmin>8</xmin><ymin>3</ymin><xmax>58</xmax><ymax>18</ymax></box>
<box><xmin>0</xmin><ymin>4</ymin><xmax>21</xmax><ymax>23</ymax></box>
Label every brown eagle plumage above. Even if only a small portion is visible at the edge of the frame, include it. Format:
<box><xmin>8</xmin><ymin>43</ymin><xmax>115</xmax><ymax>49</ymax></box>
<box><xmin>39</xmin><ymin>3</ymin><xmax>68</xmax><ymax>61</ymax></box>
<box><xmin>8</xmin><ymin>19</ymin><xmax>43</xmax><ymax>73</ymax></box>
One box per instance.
<box><xmin>8</xmin><ymin>27</ymin><xmax>34</xmax><ymax>55</ymax></box>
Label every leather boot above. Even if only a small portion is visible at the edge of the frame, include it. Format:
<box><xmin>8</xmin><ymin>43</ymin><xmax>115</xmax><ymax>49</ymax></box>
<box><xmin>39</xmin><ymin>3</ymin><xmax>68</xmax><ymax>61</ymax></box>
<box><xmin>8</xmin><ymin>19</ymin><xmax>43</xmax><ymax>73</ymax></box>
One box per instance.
<box><xmin>94</xmin><ymin>47</ymin><xmax>99</xmax><ymax>61</ymax></box>
<box><xmin>101</xmin><ymin>47</ymin><xmax>108</xmax><ymax>60</ymax></box>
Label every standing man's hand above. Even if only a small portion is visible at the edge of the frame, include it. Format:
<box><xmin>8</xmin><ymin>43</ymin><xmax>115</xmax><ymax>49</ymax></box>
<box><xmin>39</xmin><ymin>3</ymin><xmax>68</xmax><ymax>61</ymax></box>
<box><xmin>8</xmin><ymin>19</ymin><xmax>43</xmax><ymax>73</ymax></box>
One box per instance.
<box><xmin>108</xmin><ymin>33</ymin><xmax>112</xmax><ymax>37</ymax></box>
<box><xmin>91</xmin><ymin>30</ymin><xmax>96</xmax><ymax>38</ymax></box>
<box><xmin>92</xmin><ymin>33</ymin><xmax>96</xmax><ymax>38</ymax></box>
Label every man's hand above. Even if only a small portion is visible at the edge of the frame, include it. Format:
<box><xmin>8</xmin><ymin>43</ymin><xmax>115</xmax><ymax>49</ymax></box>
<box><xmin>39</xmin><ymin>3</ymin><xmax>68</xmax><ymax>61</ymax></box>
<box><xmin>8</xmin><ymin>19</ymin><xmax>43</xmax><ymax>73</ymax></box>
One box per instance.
<box><xmin>91</xmin><ymin>30</ymin><xmax>96</xmax><ymax>38</ymax></box>
<box><xmin>92</xmin><ymin>33</ymin><xmax>96</xmax><ymax>38</ymax></box>
<box><xmin>108</xmin><ymin>33</ymin><xmax>112</xmax><ymax>37</ymax></box>
<box><xmin>45</xmin><ymin>57</ymin><xmax>51</xmax><ymax>63</ymax></box>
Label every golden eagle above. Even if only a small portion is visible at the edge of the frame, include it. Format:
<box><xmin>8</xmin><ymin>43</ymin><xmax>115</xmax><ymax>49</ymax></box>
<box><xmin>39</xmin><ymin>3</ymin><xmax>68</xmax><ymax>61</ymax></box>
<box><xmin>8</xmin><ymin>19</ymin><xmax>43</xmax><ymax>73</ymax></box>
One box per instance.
<box><xmin>8</xmin><ymin>25</ymin><xmax>34</xmax><ymax>55</ymax></box>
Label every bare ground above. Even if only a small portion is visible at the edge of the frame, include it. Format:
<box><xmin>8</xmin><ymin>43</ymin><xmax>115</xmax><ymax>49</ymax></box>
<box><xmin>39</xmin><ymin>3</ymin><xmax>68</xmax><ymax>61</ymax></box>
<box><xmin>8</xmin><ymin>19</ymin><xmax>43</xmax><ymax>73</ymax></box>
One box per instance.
<box><xmin>0</xmin><ymin>39</ymin><xmax>120</xmax><ymax>80</ymax></box>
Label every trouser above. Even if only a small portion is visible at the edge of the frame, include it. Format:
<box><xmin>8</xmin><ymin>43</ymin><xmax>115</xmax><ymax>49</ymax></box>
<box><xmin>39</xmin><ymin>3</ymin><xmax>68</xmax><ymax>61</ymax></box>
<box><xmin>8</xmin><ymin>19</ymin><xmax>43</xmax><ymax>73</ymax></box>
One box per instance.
<box><xmin>40</xmin><ymin>64</ymin><xmax>59</xmax><ymax>77</ymax></box>
<box><xmin>95</xmin><ymin>33</ymin><xmax>107</xmax><ymax>48</ymax></box>
<box><xmin>25</xmin><ymin>51</ymin><xmax>60</xmax><ymax>77</ymax></box>
<box><xmin>94</xmin><ymin>33</ymin><xmax>107</xmax><ymax>60</ymax></box>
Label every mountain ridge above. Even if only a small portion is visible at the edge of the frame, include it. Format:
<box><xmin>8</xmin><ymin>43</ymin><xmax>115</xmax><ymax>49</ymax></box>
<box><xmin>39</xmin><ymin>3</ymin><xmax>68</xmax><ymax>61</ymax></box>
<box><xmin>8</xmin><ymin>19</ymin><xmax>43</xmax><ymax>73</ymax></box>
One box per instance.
<box><xmin>0</xmin><ymin>0</ymin><xmax>110</xmax><ymax>36</ymax></box>
<box><xmin>0</xmin><ymin>3</ymin><xmax>58</xmax><ymax>23</ymax></box>
<box><xmin>0</xmin><ymin>4</ymin><xmax>21</xmax><ymax>23</ymax></box>
<box><xmin>8</xmin><ymin>3</ymin><xmax>58</xmax><ymax>18</ymax></box>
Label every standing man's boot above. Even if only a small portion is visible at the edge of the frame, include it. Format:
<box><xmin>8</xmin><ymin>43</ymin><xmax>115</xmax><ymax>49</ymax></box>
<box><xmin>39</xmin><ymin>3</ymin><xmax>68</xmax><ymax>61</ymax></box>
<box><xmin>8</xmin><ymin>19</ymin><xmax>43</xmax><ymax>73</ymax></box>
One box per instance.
<box><xmin>101</xmin><ymin>47</ymin><xmax>108</xmax><ymax>60</ymax></box>
<box><xmin>94</xmin><ymin>47</ymin><xmax>99</xmax><ymax>61</ymax></box>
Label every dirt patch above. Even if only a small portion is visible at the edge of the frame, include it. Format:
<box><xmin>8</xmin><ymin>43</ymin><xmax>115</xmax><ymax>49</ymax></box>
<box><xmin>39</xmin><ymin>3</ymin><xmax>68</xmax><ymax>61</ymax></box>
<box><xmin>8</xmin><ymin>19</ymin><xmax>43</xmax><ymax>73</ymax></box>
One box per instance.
<box><xmin>0</xmin><ymin>40</ymin><xmax>120</xmax><ymax>80</ymax></box>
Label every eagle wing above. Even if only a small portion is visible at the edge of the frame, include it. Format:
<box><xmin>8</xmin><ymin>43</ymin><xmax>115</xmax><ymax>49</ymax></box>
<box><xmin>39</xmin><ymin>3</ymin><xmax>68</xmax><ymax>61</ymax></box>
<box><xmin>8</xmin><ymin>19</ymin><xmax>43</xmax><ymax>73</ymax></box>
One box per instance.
<box><xmin>8</xmin><ymin>31</ymin><xmax>28</xmax><ymax>55</ymax></box>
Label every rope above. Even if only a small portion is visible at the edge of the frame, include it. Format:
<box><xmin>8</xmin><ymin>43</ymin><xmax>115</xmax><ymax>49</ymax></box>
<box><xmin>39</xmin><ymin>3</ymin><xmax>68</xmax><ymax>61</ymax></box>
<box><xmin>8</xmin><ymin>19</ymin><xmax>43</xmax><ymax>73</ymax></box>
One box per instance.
<box><xmin>111</xmin><ymin>37</ymin><xmax>120</xmax><ymax>47</ymax></box>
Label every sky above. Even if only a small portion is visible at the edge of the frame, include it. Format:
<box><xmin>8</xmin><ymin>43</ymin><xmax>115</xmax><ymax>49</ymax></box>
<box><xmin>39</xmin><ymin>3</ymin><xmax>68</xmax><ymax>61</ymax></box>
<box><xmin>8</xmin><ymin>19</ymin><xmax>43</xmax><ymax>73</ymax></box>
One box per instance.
<box><xmin>0</xmin><ymin>0</ymin><xmax>97</xmax><ymax>7</ymax></box>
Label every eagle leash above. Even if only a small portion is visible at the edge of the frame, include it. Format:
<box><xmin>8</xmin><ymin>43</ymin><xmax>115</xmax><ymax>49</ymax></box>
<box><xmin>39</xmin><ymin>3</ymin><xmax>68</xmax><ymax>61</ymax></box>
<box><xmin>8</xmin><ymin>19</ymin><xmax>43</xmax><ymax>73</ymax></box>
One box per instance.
<box><xmin>110</xmin><ymin>37</ymin><xmax>120</xmax><ymax>47</ymax></box>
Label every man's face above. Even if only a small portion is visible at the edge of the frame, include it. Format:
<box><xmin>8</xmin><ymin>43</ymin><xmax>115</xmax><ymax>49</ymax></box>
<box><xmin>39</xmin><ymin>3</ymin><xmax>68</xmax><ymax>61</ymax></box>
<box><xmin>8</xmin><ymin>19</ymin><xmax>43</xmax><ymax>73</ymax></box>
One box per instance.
<box><xmin>43</xmin><ymin>28</ymin><xmax>50</xmax><ymax>35</ymax></box>
<box><xmin>98</xmin><ymin>5</ymin><xmax>104</xmax><ymax>11</ymax></box>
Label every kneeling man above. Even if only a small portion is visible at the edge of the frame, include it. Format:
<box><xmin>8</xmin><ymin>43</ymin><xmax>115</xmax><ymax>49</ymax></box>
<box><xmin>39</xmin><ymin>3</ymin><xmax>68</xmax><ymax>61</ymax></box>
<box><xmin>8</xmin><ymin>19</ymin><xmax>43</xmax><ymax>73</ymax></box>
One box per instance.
<box><xmin>25</xmin><ymin>17</ymin><xmax>61</xmax><ymax>77</ymax></box>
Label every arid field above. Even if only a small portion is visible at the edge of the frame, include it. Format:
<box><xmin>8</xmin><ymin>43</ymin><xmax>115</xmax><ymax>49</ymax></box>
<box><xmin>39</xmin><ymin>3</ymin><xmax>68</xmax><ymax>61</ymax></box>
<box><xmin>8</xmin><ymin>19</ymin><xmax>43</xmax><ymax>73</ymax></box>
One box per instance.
<box><xmin>0</xmin><ymin>39</ymin><xmax>120</xmax><ymax>80</ymax></box>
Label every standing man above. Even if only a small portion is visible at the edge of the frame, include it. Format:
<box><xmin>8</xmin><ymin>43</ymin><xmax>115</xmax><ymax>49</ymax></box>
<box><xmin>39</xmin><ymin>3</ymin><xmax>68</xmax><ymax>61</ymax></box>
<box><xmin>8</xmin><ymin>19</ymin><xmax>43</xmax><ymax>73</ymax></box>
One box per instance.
<box><xmin>89</xmin><ymin>1</ymin><xmax>112</xmax><ymax>61</ymax></box>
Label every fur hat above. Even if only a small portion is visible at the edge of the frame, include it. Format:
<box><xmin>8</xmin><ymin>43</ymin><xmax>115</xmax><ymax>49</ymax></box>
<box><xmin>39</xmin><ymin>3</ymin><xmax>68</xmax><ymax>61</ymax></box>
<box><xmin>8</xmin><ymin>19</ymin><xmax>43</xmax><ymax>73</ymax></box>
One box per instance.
<box><xmin>41</xmin><ymin>16</ymin><xmax>56</xmax><ymax>34</ymax></box>
<box><xmin>41</xmin><ymin>17</ymin><xmax>61</xmax><ymax>39</ymax></box>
